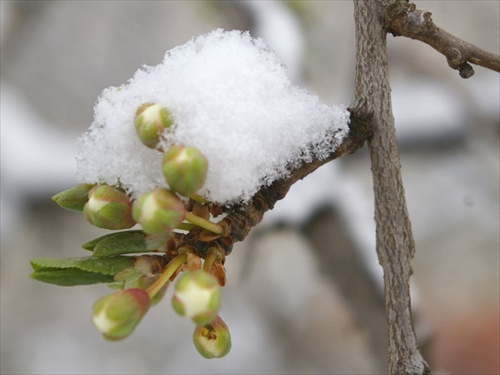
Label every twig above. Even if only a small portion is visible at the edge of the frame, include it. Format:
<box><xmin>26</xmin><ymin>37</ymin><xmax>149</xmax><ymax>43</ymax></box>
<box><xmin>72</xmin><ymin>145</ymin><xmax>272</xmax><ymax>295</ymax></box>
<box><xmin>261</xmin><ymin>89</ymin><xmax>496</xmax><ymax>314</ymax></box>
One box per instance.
<box><xmin>385</xmin><ymin>2</ymin><xmax>500</xmax><ymax>78</ymax></box>
<box><xmin>174</xmin><ymin>109</ymin><xmax>373</xmax><ymax>257</ymax></box>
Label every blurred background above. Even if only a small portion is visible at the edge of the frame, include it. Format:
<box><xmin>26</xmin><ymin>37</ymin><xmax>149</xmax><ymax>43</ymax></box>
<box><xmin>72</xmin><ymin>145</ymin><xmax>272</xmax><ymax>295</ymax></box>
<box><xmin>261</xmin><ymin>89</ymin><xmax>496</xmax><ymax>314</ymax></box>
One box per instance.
<box><xmin>1</xmin><ymin>1</ymin><xmax>498</xmax><ymax>374</ymax></box>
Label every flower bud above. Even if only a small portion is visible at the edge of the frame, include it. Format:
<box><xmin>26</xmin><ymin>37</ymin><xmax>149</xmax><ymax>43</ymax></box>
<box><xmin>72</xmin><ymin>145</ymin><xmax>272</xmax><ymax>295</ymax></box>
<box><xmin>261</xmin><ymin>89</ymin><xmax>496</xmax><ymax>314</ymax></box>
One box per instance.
<box><xmin>92</xmin><ymin>288</ymin><xmax>151</xmax><ymax>340</ymax></box>
<box><xmin>132</xmin><ymin>188</ymin><xmax>185</xmax><ymax>234</ymax></box>
<box><xmin>193</xmin><ymin>316</ymin><xmax>231</xmax><ymax>358</ymax></box>
<box><xmin>52</xmin><ymin>184</ymin><xmax>95</xmax><ymax>212</ymax></box>
<box><xmin>162</xmin><ymin>145</ymin><xmax>208</xmax><ymax>196</ymax></box>
<box><xmin>84</xmin><ymin>185</ymin><xmax>135</xmax><ymax>230</ymax></box>
<box><xmin>172</xmin><ymin>269</ymin><xmax>221</xmax><ymax>325</ymax></box>
<box><xmin>134</xmin><ymin>103</ymin><xmax>174</xmax><ymax>149</ymax></box>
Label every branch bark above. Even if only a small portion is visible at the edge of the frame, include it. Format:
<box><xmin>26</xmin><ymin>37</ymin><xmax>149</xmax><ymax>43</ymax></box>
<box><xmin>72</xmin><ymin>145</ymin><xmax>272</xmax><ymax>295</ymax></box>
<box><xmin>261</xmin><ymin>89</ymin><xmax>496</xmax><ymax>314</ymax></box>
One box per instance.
<box><xmin>385</xmin><ymin>1</ymin><xmax>500</xmax><ymax>78</ymax></box>
<box><xmin>352</xmin><ymin>0</ymin><xmax>429</xmax><ymax>374</ymax></box>
<box><xmin>173</xmin><ymin>109</ymin><xmax>373</xmax><ymax>257</ymax></box>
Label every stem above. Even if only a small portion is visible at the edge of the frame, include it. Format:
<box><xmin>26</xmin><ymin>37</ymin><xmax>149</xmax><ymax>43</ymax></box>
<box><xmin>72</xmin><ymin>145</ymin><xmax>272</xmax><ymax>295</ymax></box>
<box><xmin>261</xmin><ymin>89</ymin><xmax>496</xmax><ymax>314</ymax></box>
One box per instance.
<box><xmin>185</xmin><ymin>212</ymin><xmax>224</xmax><ymax>235</ymax></box>
<box><xmin>176</xmin><ymin>223</ymin><xmax>196</xmax><ymax>232</ymax></box>
<box><xmin>146</xmin><ymin>253</ymin><xmax>188</xmax><ymax>298</ymax></box>
<box><xmin>189</xmin><ymin>193</ymin><xmax>208</xmax><ymax>204</ymax></box>
<box><xmin>203</xmin><ymin>251</ymin><xmax>217</xmax><ymax>273</ymax></box>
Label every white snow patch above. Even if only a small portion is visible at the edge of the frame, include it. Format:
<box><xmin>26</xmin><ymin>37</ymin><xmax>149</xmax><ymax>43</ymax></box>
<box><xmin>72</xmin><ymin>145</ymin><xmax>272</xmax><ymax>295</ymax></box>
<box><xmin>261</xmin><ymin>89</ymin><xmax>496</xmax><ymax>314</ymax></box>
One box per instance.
<box><xmin>76</xmin><ymin>29</ymin><xmax>349</xmax><ymax>205</ymax></box>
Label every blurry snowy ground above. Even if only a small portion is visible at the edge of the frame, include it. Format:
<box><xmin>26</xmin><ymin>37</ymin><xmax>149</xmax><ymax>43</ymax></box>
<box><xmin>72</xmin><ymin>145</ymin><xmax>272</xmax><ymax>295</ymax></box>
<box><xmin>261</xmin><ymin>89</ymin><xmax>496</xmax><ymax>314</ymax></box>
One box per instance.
<box><xmin>1</xmin><ymin>1</ymin><xmax>498</xmax><ymax>374</ymax></box>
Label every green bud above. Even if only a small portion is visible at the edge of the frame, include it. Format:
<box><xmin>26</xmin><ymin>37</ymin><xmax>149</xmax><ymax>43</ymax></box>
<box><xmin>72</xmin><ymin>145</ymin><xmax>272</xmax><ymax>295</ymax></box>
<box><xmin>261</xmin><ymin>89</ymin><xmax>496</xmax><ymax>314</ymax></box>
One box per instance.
<box><xmin>193</xmin><ymin>316</ymin><xmax>231</xmax><ymax>358</ymax></box>
<box><xmin>84</xmin><ymin>185</ymin><xmax>136</xmax><ymax>230</ymax></box>
<box><xmin>132</xmin><ymin>188</ymin><xmax>185</xmax><ymax>234</ymax></box>
<box><xmin>92</xmin><ymin>288</ymin><xmax>151</xmax><ymax>340</ymax></box>
<box><xmin>52</xmin><ymin>184</ymin><xmax>95</xmax><ymax>212</ymax></box>
<box><xmin>172</xmin><ymin>269</ymin><xmax>221</xmax><ymax>325</ymax></box>
<box><xmin>162</xmin><ymin>145</ymin><xmax>208</xmax><ymax>196</ymax></box>
<box><xmin>134</xmin><ymin>103</ymin><xmax>174</xmax><ymax>149</ymax></box>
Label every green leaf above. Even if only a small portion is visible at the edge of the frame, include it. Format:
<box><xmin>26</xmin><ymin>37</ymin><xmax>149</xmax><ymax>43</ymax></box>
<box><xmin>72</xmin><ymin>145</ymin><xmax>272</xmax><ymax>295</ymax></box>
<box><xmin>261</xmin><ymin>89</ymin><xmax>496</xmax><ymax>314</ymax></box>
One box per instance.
<box><xmin>52</xmin><ymin>184</ymin><xmax>95</xmax><ymax>212</ymax></box>
<box><xmin>81</xmin><ymin>237</ymin><xmax>102</xmax><ymax>251</ymax></box>
<box><xmin>93</xmin><ymin>231</ymin><xmax>150</xmax><ymax>257</ymax></box>
<box><xmin>81</xmin><ymin>230</ymin><xmax>145</xmax><ymax>251</ymax></box>
<box><xmin>30</xmin><ymin>256</ymin><xmax>134</xmax><ymax>276</ymax></box>
<box><xmin>30</xmin><ymin>268</ymin><xmax>114</xmax><ymax>286</ymax></box>
<box><xmin>82</xmin><ymin>230</ymin><xmax>170</xmax><ymax>257</ymax></box>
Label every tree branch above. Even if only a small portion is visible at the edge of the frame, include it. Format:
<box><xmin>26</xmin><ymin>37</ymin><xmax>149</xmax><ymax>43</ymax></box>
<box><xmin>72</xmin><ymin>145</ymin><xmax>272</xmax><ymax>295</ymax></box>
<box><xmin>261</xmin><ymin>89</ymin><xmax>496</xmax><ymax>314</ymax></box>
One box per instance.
<box><xmin>353</xmin><ymin>0</ymin><xmax>429</xmax><ymax>373</ymax></box>
<box><xmin>385</xmin><ymin>1</ymin><xmax>500</xmax><ymax>78</ymax></box>
<box><xmin>171</xmin><ymin>108</ymin><xmax>373</xmax><ymax>257</ymax></box>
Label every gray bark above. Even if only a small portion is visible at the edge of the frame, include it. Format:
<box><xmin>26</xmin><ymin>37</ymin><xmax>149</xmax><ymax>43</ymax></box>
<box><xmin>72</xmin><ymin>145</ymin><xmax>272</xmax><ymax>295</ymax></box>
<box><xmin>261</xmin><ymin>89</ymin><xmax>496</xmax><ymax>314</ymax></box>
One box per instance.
<box><xmin>352</xmin><ymin>1</ymin><xmax>430</xmax><ymax>373</ymax></box>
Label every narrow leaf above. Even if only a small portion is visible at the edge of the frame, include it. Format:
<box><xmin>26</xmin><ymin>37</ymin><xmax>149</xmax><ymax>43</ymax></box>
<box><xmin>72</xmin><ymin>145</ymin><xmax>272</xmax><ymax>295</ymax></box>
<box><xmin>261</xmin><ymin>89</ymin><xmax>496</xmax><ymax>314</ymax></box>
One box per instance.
<box><xmin>93</xmin><ymin>231</ymin><xmax>149</xmax><ymax>257</ymax></box>
<box><xmin>52</xmin><ymin>184</ymin><xmax>95</xmax><ymax>212</ymax></box>
<box><xmin>30</xmin><ymin>256</ymin><xmax>133</xmax><ymax>276</ymax></box>
<box><xmin>81</xmin><ymin>230</ymin><xmax>144</xmax><ymax>251</ymax></box>
<box><xmin>30</xmin><ymin>268</ymin><xmax>114</xmax><ymax>286</ymax></box>
<box><xmin>91</xmin><ymin>231</ymin><xmax>170</xmax><ymax>257</ymax></box>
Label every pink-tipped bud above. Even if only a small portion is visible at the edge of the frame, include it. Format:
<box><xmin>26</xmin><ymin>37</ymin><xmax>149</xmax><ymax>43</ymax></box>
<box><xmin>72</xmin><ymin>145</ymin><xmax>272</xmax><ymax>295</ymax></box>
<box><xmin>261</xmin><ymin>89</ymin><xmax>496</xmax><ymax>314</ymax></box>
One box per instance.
<box><xmin>162</xmin><ymin>145</ymin><xmax>208</xmax><ymax>196</ymax></box>
<box><xmin>132</xmin><ymin>188</ymin><xmax>185</xmax><ymax>234</ymax></box>
<box><xmin>193</xmin><ymin>316</ymin><xmax>231</xmax><ymax>358</ymax></box>
<box><xmin>91</xmin><ymin>288</ymin><xmax>151</xmax><ymax>341</ymax></box>
<box><xmin>134</xmin><ymin>103</ymin><xmax>174</xmax><ymax>149</ymax></box>
<box><xmin>84</xmin><ymin>185</ymin><xmax>135</xmax><ymax>230</ymax></box>
<box><xmin>172</xmin><ymin>269</ymin><xmax>221</xmax><ymax>325</ymax></box>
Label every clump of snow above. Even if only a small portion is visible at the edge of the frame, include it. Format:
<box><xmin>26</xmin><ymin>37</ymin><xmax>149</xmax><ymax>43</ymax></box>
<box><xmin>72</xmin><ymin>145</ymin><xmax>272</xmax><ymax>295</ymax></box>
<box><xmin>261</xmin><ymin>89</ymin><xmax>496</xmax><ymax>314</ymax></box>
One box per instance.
<box><xmin>76</xmin><ymin>29</ymin><xmax>349</xmax><ymax>205</ymax></box>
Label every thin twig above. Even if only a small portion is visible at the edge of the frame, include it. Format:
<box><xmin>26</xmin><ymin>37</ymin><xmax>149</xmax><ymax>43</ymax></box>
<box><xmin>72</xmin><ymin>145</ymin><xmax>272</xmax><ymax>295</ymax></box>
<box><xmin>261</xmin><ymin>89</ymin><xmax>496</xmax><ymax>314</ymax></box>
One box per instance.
<box><xmin>385</xmin><ymin>2</ymin><xmax>500</xmax><ymax>78</ymax></box>
<box><xmin>173</xmin><ymin>109</ymin><xmax>373</xmax><ymax>256</ymax></box>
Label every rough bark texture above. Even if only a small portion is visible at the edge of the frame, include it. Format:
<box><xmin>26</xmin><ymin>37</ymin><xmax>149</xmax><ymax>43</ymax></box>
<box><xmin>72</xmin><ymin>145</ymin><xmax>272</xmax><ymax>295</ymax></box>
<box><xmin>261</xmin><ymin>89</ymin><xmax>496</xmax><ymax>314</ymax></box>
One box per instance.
<box><xmin>352</xmin><ymin>1</ymin><xmax>430</xmax><ymax>374</ymax></box>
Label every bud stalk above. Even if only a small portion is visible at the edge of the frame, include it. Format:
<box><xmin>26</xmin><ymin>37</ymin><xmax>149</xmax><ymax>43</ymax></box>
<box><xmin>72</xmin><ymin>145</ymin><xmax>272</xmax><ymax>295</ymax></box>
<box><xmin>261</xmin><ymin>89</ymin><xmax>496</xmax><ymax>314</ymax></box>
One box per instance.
<box><xmin>146</xmin><ymin>253</ymin><xmax>188</xmax><ymax>299</ymax></box>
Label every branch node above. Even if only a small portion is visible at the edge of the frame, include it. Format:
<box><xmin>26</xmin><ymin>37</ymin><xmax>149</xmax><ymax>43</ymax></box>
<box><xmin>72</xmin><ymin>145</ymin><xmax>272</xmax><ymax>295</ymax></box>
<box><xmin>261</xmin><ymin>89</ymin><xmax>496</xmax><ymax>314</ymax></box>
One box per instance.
<box><xmin>422</xmin><ymin>11</ymin><xmax>433</xmax><ymax>26</ymax></box>
<box><xmin>458</xmin><ymin>63</ymin><xmax>475</xmax><ymax>79</ymax></box>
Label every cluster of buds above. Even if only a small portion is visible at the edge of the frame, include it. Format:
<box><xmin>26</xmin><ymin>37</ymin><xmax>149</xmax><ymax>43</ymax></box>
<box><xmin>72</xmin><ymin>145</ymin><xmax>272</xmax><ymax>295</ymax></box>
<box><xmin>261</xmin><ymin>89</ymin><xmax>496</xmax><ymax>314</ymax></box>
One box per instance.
<box><xmin>89</xmin><ymin>252</ymin><xmax>231</xmax><ymax>358</ymax></box>
<box><xmin>53</xmin><ymin>103</ymin><xmax>225</xmax><ymax>236</ymax></box>
<box><xmin>172</xmin><ymin>267</ymin><xmax>231</xmax><ymax>358</ymax></box>
<box><xmin>134</xmin><ymin>102</ymin><xmax>208</xmax><ymax>198</ymax></box>
<box><xmin>50</xmin><ymin>102</ymin><xmax>231</xmax><ymax>358</ymax></box>
<box><xmin>131</xmin><ymin>103</ymin><xmax>225</xmax><ymax>236</ymax></box>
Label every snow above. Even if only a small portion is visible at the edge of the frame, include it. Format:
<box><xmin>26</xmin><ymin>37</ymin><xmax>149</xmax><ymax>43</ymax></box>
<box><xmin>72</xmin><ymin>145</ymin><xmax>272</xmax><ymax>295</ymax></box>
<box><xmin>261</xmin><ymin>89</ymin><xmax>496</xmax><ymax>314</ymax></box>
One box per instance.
<box><xmin>76</xmin><ymin>29</ymin><xmax>350</xmax><ymax>205</ymax></box>
<box><xmin>241</xmin><ymin>0</ymin><xmax>305</xmax><ymax>82</ymax></box>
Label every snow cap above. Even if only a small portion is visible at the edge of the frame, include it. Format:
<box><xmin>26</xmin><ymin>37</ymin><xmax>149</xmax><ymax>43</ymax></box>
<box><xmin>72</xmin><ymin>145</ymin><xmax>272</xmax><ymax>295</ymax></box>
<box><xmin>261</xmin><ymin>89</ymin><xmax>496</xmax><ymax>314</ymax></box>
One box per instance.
<box><xmin>76</xmin><ymin>29</ymin><xmax>349</xmax><ymax>205</ymax></box>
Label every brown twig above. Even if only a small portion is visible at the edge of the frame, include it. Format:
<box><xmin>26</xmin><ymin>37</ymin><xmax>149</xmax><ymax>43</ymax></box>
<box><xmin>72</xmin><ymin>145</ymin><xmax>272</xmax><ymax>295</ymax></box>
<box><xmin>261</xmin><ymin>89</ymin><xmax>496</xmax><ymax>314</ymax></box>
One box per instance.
<box><xmin>173</xmin><ymin>108</ymin><xmax>373</xmax><ymax>257</ymax></box>
<box><xmin>385</xmin><ymin>2</ymin><xmax>500</xmax><ymax>78</ymax></box>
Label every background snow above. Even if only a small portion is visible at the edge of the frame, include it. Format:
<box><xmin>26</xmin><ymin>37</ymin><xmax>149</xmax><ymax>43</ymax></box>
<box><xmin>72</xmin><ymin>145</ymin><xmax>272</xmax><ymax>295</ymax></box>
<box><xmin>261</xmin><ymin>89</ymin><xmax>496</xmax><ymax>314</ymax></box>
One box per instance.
<box><xmin>76</xmin><ymin>29</ymin><xmax>349</xmax><ymax>204</ymax></box>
